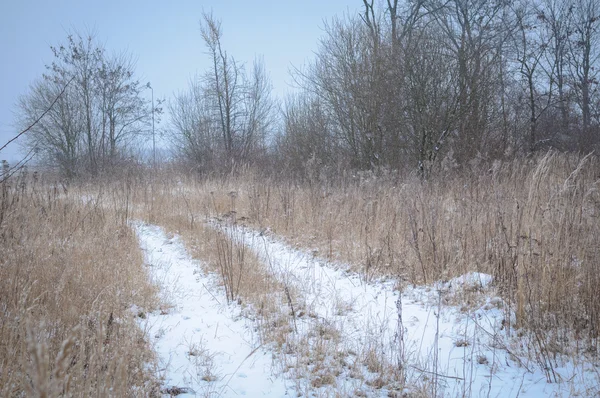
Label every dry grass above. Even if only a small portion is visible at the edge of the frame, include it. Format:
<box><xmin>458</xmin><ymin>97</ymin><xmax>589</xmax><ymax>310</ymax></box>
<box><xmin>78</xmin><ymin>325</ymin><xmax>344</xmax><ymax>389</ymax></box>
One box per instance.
<box><xmin>136</xmin><ymin>179</ymin><xmax>303</xmax><ymax>358</ymax></box>
<box><xmin>0</xmin><ymin>171</ymin><xmax>159</xmax><ymax>396</ymax></box>
<box><xmin>140</xmin><ymin>152</ymin><xmax>599</xmax><ymax>363</ymax></box>
<box><xmin>133</xmin><ymin>175</ymin><xmax>401</xmax><ymax>393</ymax></box>
<box><xmin>19</xmin><ymin>150</ymin><xmax>595</xmax><ymax>395</ymax></box>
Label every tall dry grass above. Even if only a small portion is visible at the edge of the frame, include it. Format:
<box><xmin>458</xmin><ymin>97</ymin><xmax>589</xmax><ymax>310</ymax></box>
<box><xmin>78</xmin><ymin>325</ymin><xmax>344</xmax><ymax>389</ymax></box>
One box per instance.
<box><xmin>136</xmin><ymin>178</ymin><xmax>298</xmax><ymax>343</ymax></box>
<box><xmin>142</xmin><ymin>152</ymin><xmax>599</xmax><ymax>362</ymax></box>
<box><xmin>132</xmin><ymin>175</ymin><xmax>392</xmax><ymax>392</ymax></box>
<box><xmin>0</xmin><ymin>170</ymin><xmax>159</xmax><ymax>396</ymax></box>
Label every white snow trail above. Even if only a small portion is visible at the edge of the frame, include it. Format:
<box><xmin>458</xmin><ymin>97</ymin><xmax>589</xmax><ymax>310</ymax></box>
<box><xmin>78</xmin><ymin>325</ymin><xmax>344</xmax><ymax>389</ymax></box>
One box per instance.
<box><xmin>134</xmin><ymin>222</ymin><xmax>289</xmax><ymax>397</ymax></box>
<box><xmin>132</xmin><ymin>219</ymin><xmax>597</xmax><ymax>397</ymax></box>
<box><xmin>220</xmin><ymin>223</ymin><xmax>598</xmax><ymax>398</ymax></box>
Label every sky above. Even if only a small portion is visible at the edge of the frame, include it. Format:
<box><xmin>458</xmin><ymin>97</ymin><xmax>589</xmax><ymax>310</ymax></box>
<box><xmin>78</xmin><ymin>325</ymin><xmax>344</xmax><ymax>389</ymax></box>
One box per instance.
<box><xmin>0</xmin><ymin>0</ymin><xmax>361</xmax><ymax>162</ymax></box>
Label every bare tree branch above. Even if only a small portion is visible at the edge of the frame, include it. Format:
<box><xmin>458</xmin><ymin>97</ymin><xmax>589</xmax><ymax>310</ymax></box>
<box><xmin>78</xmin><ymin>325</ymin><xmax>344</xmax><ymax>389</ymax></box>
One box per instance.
<box><xmin>0</xmin><ymin>76</ymin><xmax>74</xmax><ymax>154</ymax></box>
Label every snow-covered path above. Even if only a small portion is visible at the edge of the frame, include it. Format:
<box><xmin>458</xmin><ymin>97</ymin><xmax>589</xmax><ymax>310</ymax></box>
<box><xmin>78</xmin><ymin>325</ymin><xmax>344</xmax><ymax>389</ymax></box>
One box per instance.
<box><xmin>134</xmin><ymin>220</ymin><xmax>597</xmax><ymax>397</ymax></box>
<box><xmin>222</xmin><ymin>223</ymin><xmax>597</xmax><ymax>398</ymax></box>
<box><xmin>134</xmin><ymin>222</ymin><xmax>288</xmax><ymax>397</ymax></box>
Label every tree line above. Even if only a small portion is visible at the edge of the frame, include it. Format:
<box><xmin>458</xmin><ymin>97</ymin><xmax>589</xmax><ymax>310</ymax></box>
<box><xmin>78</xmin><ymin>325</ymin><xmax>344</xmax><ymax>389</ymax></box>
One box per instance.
<box><xmin>276</xmin><ymin>0</ymin><xmax>600</xmax><ymax>177</ymax></box>
<box><xmin>15</xmin><ymin>0</ymin><xmax>600</xmax><ymax>179</ymax></box>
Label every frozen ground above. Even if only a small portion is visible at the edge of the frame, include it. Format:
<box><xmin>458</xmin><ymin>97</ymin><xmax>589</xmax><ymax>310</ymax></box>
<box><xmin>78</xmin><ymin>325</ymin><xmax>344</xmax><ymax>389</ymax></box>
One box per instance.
<box><xmin>135</xmin><ymin>221</ymin><xmax>599</xmax><ymax>397</ymax></box>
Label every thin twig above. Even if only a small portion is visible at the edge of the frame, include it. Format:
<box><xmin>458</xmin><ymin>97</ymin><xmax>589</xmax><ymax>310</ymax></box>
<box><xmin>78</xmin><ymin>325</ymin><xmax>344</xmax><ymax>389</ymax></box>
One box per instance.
<box><xmin>410</xmin><ymin>365</ymin><xmax>465</xmax><ymax>381</ymax></box>
<box><xmin>0</xmin><ymin>77</ymin><xmax>75</xmax><ymax>153</ymax></box>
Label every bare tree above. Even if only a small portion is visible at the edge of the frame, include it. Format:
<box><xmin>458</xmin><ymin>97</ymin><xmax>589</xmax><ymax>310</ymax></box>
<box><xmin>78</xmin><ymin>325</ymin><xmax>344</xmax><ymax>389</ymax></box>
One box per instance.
<box><xmin>402</xmin><ymin>22</ymin><xmax>460</xmax><ymax>174</ymax></box>
<box><xmin>3</xmin><ymin>76</ymin><xmax>74</xmax><ymax>181</ymax></box>
<box><xmin>169</xmin><ymin>13</ymin><xmax>275</xmax><ymax>173</ymax></box>
<box><xmin>199</xmin><ymin>12</ymin><xmax>275</xmax><ymax>171</ymax></box>
<box><xmin>96</xmin><ymin>52</ymin><xmax>151</xmax><ymax>166</ymax></box>
<box><xmin>423</xmin><ymin>0</ymin><xmax>507</xmax><ymax>161</ymax></box>
<box><xmin>239</xmin><ymin>58</ymin><xmax>276</xmax><ymax>161</ymax></box>
<box><xmin>277</xmin><ymin>92</ymin><xmax>336</xmax><ymax>177</ymax></box>
<box><xmin>48</xmin><ymin>33</ymin><xmax>102</xmax><ymax>174</ymax></box>
<box><xmin>568</xmin><ymin>0</ymin><xmax>600</xmax><ymax>149</ymax></box>
<box><xmin>18</xmin><ymin>77</ymin><xmax>82</xmax><ymax>178</ymax></box>
<box><xmin>201</xmin><ymin>13</ymin><xmax>239</xmax><ymax>164</ymax></box>
<box><xmin>296</xmin><ymin>13</ymin><xmax>390</xmax><ymax>170</ymax></box>
<box><xmin>509</xmin><ymin>1</ymin><xmax>554</xmax><ymax>153</ymax></box>
<box><xmin>17</xmin><ymin>31</ymin><xmax>152</xmax><ymax>178</ymax></box>
<box><xmin>538</xmin><ymin>0</ymin><xmax>574</xmax><ymax>136</ymax></box>
<box><xmin>169</xmin><ymin>79</ymin><xmax>219</xmax><ymax>171</ymax></box>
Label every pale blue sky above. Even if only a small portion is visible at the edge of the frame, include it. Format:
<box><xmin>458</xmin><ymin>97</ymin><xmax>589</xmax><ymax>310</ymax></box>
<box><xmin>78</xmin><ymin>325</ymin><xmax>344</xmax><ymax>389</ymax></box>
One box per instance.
<box><xmin>0</xmin><ymin>0</ymin><xmax>361</xmax><ymax>161</ymax></box>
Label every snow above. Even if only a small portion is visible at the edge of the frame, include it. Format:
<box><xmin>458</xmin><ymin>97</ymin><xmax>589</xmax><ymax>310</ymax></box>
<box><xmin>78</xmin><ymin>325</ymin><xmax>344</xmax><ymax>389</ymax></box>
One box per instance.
<box><xmin>134</xmin><ymin>220</ymin><xmax>599</xmax><ymax>397</ymax></box>
<box><xmin>219</xmin><ymin>223</ymin><xmax>599</xmax><ymax>397</ymax></box>
<box><xmin>134</xmin><ymin>222</ymin><xmax>289</xmax><ymax>397</ymax></box>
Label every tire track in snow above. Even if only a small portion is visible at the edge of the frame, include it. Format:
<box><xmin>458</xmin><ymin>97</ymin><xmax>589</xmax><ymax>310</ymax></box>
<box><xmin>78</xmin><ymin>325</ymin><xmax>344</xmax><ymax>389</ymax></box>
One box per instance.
<box><xmin>134</xmin><ymin>222</ymin><xmax>288</xmax><ymax>397</ymax></box>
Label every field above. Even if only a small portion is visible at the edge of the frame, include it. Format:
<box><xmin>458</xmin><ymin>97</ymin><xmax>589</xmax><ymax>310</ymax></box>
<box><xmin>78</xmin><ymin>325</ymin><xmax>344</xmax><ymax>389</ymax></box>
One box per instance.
<box><xmin>1</xmin><ymin>152</ymin><xmax>599</xmax><ymax>397</ymax></box>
